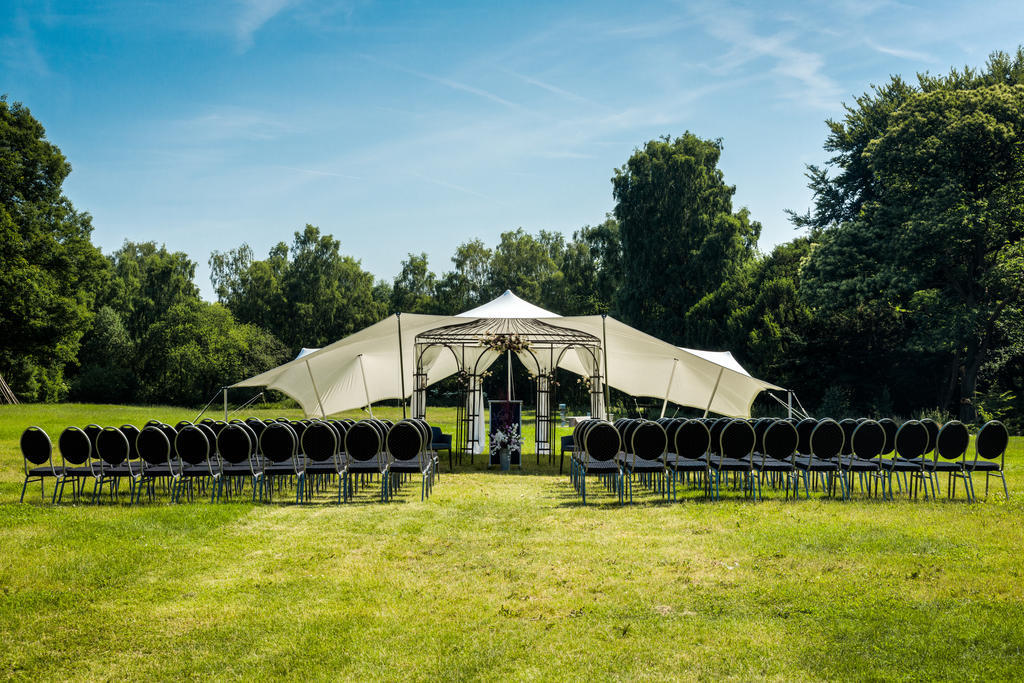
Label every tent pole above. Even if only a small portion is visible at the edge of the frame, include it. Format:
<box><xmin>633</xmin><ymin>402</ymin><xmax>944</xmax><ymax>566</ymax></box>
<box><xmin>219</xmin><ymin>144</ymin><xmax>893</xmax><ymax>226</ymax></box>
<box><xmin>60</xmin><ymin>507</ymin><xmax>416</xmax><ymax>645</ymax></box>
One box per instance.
<box><xmin>507</xmin><ymin>350</ymin><xmax>512</xmax><ymax>400</ymax></box>
<box><xmin>601</xmin><ymin>314</ymin><xmax>611</xmax><ymax>421</ymax></box>
<box><xmin>223</xmin><ymin>387</ymin><xmax>228</xmax><ymax>420</ymax></box>
<box><xmin>305</xmin><ymin>359</ymin><xmax>326</xmax><ymax>418</ymax></box>
<box><xmin>702</xmin><ymin>367</ymin><xmax>724</xmax><ymax>418</ymax></box>
<box><xmin>787</xmin><ymin>390</ymin><xmax>793</xmax><ymax>419</ymax></box>
<box><xmin>396</xmin><ymin>312</ymin><xmax>407</xmax><ymax>419</ymax></box>
<box><xmin>358</xmin><ymin>353</ymin><xmax>374</xmax><ymax>418</ymax></box>
<box><xmin>660</xmin><ymin>358</ymin><xmax>678</xmax><ymax>419</ymax></box>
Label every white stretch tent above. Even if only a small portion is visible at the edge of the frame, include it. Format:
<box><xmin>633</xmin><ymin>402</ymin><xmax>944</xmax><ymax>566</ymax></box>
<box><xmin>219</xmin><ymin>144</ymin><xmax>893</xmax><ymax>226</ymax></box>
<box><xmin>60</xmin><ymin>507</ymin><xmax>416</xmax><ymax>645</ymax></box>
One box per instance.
<box><xmin>232</xmin><ymin>290</ymin><xmax>783</xmax><ymax>419</ymax></box>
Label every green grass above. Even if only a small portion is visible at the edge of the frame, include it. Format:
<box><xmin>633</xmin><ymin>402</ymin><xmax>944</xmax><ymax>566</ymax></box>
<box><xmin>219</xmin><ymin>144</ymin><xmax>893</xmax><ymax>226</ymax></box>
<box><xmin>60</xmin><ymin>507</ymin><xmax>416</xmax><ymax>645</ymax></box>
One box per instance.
<box><xmin>1</xmin><ymin>403</ymin><xmax>1023</xmax><ymax>681</ymax></box>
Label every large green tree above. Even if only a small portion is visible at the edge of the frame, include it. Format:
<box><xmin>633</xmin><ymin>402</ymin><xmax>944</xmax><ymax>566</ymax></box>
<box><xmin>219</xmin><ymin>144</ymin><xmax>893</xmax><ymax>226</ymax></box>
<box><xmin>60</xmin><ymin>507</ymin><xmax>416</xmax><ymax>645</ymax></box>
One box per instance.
<box><xmin>391</xmin><ymin>252</ymin><xmax>437</xmax><ymax>313</ymax></box>
<box><xmin>211</xmin><ymin>225</ymin><xmax>386</xmax><ymax>350</ymax></box>
<box><xmin>612</xmin><ymin>134</ymin><xmax>760</xmax><ymax>344</ymax></box>
<box><xmin>0</xmin><ymin>98</ymin><xmax>108</xmax><ymax>400</ymax></box>
<box><xmin>802</xmin><ymin>83</ymin><xmax>1024</xmax><ymax>420</ymax></box>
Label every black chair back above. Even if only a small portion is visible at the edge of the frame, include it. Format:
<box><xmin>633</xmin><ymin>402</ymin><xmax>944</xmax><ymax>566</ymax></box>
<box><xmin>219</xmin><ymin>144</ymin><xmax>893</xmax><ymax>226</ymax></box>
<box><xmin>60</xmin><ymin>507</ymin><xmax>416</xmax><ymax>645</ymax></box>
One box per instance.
<box><xmin>120</xmin><ymin>425</ymin><xmax>141</xmax><ymax>460</ymax></box>
<box><xmin>261</xmin><ymin>422</ymin><xmax>298</xmax><ymax>463</ymax></box>
<box><xmin>583</xmin><ymin>421</ymin><xmax>621</xmax><ymax>462</ymax></box>
<box><xmin>386</xmin><ymin>421</ymin><xmax>424</xmax><ymax>461</ymax></box>
<box><xmin>631</xmin><ymin>421</ymin><xmax>667</xmax><ymax>461</ymax></box>
<box><xmin>345</xmin><ymin>421</ymin><xmax>383</xmax><ymax>462</ymax></box>
<box><xmin>894</xmin><ymin>420</ymin><xmax>928</xmax><ymax>460</ymax></box>
<box><xmin>136</xmin><ymin>426</ymin><xmax>170</xmax><ymax>466</ymax></box>
<box><xmin>675</xmin><ymin>419</ymin><xmax>710</xmax><ymax>460</ymax></box>
<box><xmin>96</xmin><ymin>426</ymin><xmax>130</xmax><ymax>466</ymax></box>
<box><xmin>851</xmin><ymin>420</ymin><xmax>885</xmax><ymax>460</ymax></box>
<box><xmin>935</xmin><ymin>421</ymin><xmax>969</xmax><ymax>461</ymax></box>
<box><xmin>975</xmin><ymin>420</ymin><xmax>1009</xmax><ymax>460</ymax></box>
<box><xmin>720</xmin><ymin>419</ymin><xmax>756</xmax><ymax>460</ymax></box>
<box><xmin>218</xmin><ymin>423</ymin><xmax>253</xmax><ymax>465</ymax></box>
<box><xmin>303</xmin><ymin>421</ymin><xmax>339</xmax><ymax>463</ymax></box>
<box><xmin>763</xmin><ymin>420</ymin><xmax>798</xmax><ymax>460</ymax></box>
<box><xmin>709</xmin><ymin>418</ymin><xmax>731</xmax><ymax>456</ymax></box>
<box><xmin>175</xmin><ymin>424</ymin><xmax>211</xmax><ymax>466</ymax></box>
<box><xmin>84</xmin><ymin>424</ymin><xmax>102</xmax><ymax>457</ymax></box>
<box><xmin>21</xmin><ymin>427</ymin><xmax>52</xmax><ymax>466</ymax></box>
<box><xmin>810</xmin><ymin>419</ymin><xmax>844</xmax><ymax>460</ymax></box>
<box><xmin>59</xmin><ymin>427</ymin><xmax>91</xmax><ymax>465</ymax></box>
<box><xmin>839</xmin><ymin>419</ymin><xmax>858</xmax><ymax>456</ymax></box>
<box><xmin>920</xmin><ymin>418</ymin><xmax>940</xmax><ymax>454</ymax></box>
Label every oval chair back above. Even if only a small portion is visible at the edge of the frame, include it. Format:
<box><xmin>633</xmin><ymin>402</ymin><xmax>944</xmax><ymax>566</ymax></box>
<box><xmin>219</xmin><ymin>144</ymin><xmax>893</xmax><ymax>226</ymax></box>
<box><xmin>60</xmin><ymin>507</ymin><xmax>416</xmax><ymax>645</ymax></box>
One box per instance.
<box><xmin>303</xmin><ymin>421</ymin><xmax>339</xmax><ymax>464</ymax></box>
<box><xmin>174</xmin><ymin>420</ymin><xmax>193</xmax><ymax>432</ymax></box>
<box><xmin>851</xmin><ymin>420</ymin><xmax>885</xmax><ymax>460</ymax></box>
<box><xmin>21</xmin><ymin>427</ymin><xmax>53</xmax><ymax>471</ymax></box>
<box><xmin>674</xmin><ymin>419</ymin><xmax>710</xmax><ymax>460</ymax></box>
<box><xmin>136</xmin><ymin>426</ymin><xmax>170</xmax><ymax>468</ymax></box>
<box><xmin>84</xmin><ymin>424</ymin><xmax>102</xmax><ymax>461</ymax></box>
<box><xmin>753</xmin><ymin>419</ymin><xmax>772</xmax><ymax>454</ymax></box>
<box><xmin>175</xmin><ymin>424</ymin><xmax>211</xmax><ymax>470</ymax></box>
<box><xmin>244</xmin><ymin>418</ymin><xmax>267</xmax><ymax>452</ymax></box>
<box><xmin>810</xmin><ymin>419</ymin><xmax>844</xmax><ymax>461</ymax></box>
<box><xmin>218</xmin><ymin>423</ymin><xmax>254</xmax><ymax>467</ymax></box>
<box><xmin>630</xmin><ymin>421</ymin><xmax>667</xmax><ymax>463</ymax></box>
<box><xmin>762</xmin><ymin>420</ymin><xmax>798</xmax><ymax>462</ymax></box>
<box><xmin>709</xmin><ymin>418</ymin><xmax>730</xmax><ymax>456</ymax></box>
<box><xmin>935</xmin><ymin>421</ymin><xmax>969</xmax><ymax>461</ymax></box>
<box><xmin>345</xmin><ymin>421</ymin><xmax>384</xmax><ymax>464</ymax></box>
<box><xmin>261</xmin><ymin>422</ymin><xmax>298</xmax><ymax>464</ymax></box>
<box><xmin>878</xmin><ymin>418</ymin><xmax>898</xmax><ymax>455</ymax></box>
<box><xmin>386</xmin><ymin>421</ymin><xmax>424</xmax><ymax>462</ymax></box>
<box><xmin>894</xmin><ymin>420</ymin><xmax>928</xmax><ymax>461</ymax></box>
<box><xmin>719</xmin><ymin>419</ymin><xmax>756</xmax><ymax>462</ymax></box>
<box><xmin>583</xmin><ymin>421</ymin><xmax>621</xmax><ymax>464</ymax></box>
<box><xmin>796</xmin><ymin>418</ymin><xmax>817</xmax><ymax>455</ymax></box>
<box><xmin>59</xmin><ymin>426</ymin><xmax>91</xmax><ymax>466</ymax></box>
<box><xmin>119</xmin><ymin>424</ymin><xmax>141</xmax><ymax>462</ymax></box>
<box><xmin>975</xmin><ymin>420</ymin><xmax>1009</xmax><ymax>462</ymax></box>
<box><xmin>96</xmin><ymin>426</ymin><xmax>130</xmax><ymax>467</ymax></box>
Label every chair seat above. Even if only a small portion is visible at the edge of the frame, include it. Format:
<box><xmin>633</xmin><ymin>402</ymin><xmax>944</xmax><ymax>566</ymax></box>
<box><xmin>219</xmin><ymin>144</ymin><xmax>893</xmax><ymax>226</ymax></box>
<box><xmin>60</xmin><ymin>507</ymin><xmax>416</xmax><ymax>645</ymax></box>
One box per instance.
<box><xmin>709</xmin><ymin>457</ymin><xmax>750</xmax><ymax>472</ymax></box>
<box><xmin>878</xmin><ymin>458</ymin><xmax>922</xmax><ymax>471</ymax></box>
<box><xmin>795</xmin><ymin>457</ymin><xmax>839</xmax><ymax>472</ymax></box>
<box><xmin>923</xmin><ymin>460</ymin><xmax>964</xmax><ymax>472</ymax></box>
<box><xmin>963</xmin><ymin>460</ymin><xmax>1001</xmax><ymax>472</ymax></box>
<box><xmin>617</xmin><ymin>456</ymin><xmax>664</xmax><ymax>473</ymax></box>
<box><xmin>304</xmin><ymin>461</ymin><xmax>338</xmax><ymax>473</ymax></box>
<box><xmin>99</xmin><ymin>465</ymin><xmax>136</xmax><ymax>477</ymax></box>
<box><xmin>667</xmin><ymin>458</ymin><xmax>707</xmax><ymax>471</ymax></box>
<box><xmin>222</xmin><ymin>464</ymin><xmax>257</xmax><ymax>475</ymax></box>
<box><xmin>140</xmin><ymin>465</ymin><xmax>172</xmax><ymax>477</ymax></box>
<box><xmin>581</xmin><ymin>460</ymin><xmax>620</xmax><ymax>474</ymax></box>
<box><xmin>390</xmin><ymin>462</ymin><xmax>430</xmax><ymax>474</ymax></box>
<box><xmin>347</xmin><ymin>462</ymin><xmax>386</xmax><ymax>473</ymax></box>
<box><xmin>753</xmin><ymin>458</ymin><xmax>794</xmax><ymax>472</ymax></box>
<box><xmin>841</xmin><ymin>457</ymin><xmax>880</xmax><ymax>472</ymax></box>
<box><xmin>27</xmin><ymin>466</ymin><xmax>64</xmax><ymax>477</ymax></box>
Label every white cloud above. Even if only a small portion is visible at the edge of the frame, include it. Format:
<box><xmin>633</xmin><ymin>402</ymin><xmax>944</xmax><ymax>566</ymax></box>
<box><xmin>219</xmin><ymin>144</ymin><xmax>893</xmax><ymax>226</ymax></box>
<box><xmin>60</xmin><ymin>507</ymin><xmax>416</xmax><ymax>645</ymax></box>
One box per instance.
<box><xmin>234</xmin><ymin>0</ymin><xmax>297</xmax><ymax>50</ymax></box>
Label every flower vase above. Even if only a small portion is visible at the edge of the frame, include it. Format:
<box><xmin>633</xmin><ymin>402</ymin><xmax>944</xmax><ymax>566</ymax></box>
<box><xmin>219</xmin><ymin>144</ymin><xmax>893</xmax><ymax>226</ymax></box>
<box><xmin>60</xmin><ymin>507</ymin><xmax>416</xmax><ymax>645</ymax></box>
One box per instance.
<box><xmin>499</xmin><ymin>447</ymin><xmax>510</xmax><ymax>471</ymax></box>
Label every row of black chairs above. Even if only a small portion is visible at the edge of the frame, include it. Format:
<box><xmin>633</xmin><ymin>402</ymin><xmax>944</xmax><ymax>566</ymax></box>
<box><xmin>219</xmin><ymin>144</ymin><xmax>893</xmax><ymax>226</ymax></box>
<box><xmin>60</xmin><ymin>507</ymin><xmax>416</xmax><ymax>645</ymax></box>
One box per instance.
<box><xmin>19</xmin><ymin>416</ymin><xmax>441</xmax><ymax>505</ymax></box>
<box><xmin>568</xmin><ymin>416</ymin><xmax>1011</xmax><ymax>504</ymax></box>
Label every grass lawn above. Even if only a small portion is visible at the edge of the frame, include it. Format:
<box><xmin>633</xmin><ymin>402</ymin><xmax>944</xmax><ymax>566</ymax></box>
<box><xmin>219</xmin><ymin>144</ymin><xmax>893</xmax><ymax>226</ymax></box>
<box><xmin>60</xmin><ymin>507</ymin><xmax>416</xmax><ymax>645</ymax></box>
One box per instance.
<box><xmin>1</xmin><ymin>403</ymin><xmax>1023</xmax><ymax>681</ymax></box>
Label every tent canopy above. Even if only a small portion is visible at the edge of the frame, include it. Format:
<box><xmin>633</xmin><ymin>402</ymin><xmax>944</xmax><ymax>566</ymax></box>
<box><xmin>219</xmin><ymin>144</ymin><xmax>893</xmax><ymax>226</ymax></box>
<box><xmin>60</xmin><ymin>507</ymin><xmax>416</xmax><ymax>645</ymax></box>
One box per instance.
<box><xmin>232</xmin><ymin>290</ymin><xmax>783</xmax><ymax>418</ymax></box>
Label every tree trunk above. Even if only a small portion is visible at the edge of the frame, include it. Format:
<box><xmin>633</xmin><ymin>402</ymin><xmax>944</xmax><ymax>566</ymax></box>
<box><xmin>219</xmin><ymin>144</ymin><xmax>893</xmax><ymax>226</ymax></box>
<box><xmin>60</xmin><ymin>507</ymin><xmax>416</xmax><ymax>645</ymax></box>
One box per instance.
<box><xmin>942</xmin><ymin>349</ymin><xmax>961</xmax><ymax>416</ymax></box>
<box><xmin>959</xmin><ymin>355</ymin><xmax>981</xmax><ymax>423</ymax></box>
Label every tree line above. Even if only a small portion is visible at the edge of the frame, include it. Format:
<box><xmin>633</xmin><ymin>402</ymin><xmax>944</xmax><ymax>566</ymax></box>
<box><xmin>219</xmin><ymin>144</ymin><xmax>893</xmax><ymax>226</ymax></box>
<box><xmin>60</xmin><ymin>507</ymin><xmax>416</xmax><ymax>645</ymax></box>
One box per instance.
<box><xmin>2</xmin><ymin>49</ymin><xmax>1022</xmax><ymax>427</ymax></box>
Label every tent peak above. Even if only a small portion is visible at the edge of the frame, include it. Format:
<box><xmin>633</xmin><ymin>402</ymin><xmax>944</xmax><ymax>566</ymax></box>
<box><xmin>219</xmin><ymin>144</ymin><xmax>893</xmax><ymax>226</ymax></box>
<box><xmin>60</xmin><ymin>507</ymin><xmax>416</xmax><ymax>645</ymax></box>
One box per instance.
<box><xmin>456</xmin><ymin>290</ymin><xmax>560</xmax><ymax>319</ymax></box>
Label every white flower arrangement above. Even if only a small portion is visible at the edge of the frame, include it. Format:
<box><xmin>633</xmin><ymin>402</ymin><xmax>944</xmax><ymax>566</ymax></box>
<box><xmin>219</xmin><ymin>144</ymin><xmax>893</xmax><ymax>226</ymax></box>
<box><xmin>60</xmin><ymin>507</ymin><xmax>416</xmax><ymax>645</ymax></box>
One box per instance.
<box><xmin>491</xmin><ymin>423</ymin><xmax>522</xmax><ymax>452</ymax></box>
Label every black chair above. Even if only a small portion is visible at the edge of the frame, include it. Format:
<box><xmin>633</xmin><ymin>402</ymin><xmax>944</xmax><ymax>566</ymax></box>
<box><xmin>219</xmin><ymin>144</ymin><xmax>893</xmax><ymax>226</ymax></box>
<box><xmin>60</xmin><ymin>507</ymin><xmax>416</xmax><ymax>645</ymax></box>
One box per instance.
<box><xmin>385</xmin><ymin>420</ymin><xmax>433</xmax><ymax>501</ymax></box>
<box><xmin>616</xmin><ymin>420</ymin><xmax>668</xmax><ymax>503</ymax></box>
<box><xmin>844</xmin><ymin>419</ymin><xmax>884</xmax><ymax>497</ymax></box>
<box><xmin>260</xmin><ymin>421</ymin><xmax>304</xmax><ymax>503</ymax></box>
<box><xmin>927</xmin><ymin>420</ymin><xmax>972</xmax><ymax>501</ymax></box>
<box><xmin>56</xmin><ymin>426</ymin><xmax>93</xmax><ymax>503</ymax></box>
<box><xmin>964</xmin><ymin>420</ymin><xmax>1010</xmax><ymax>500</ymax></box>
<box><xmin>708</xmin><ymin>419</ymin><xmax>757</xmax><ymax>500</ymax></box>
<box><xmin>430</xmin><ymin>426</ymin><xmax>454</xmax><ymax>471</ymax></box>
<box><xmin>885</xmin><ymin>420</ymin><xmax>929</xmax><ymax>499</ymax></box>
<box><xmin>558</xmin><ymin>434</ymin><xmax>575</xmax><ymax>475</ymax></box>
<box><xmin>572</xmin><ymin>420</ymin><xmax>622</xmax><ymax>504</ymax></box>
<box><xmin>342</xmin><ymin>420</ymin><xmax>388</xmax><ymax>502</ymax></box>
<box><xmin>217</xmin><ymin>423</ymin><xmax>263</xmax><ymax>502</ymax></box>
<box><xmin>666</xmin><ymin>419</ymin><xmax>709</xmax><ymax>499</ymax></box>
<box><xmin>753</xmin><ymin>419</ymin><xmax>798</xmax><ymax>499</ymax></box>
<box><xmin>20</xmin><ymin>426</ymin><xmax>60</xmax><ymax>503</ymax></box>
<box><xmin>298</xmin><ymin>421</ymin><xmax>342</xmax><ymax>503</ymax></box>
<box><xmin>134</xmin><ymin>425</ymin><xmax>173</xmax><ymax>503</ymax></box>
<box><xmin>88</xmin><ymin>426</ymin><xmax>132</xmax><ymax>502</ymax></box>
<box><xmin>795</xmin><ymin>419</ymin><xmax>846</xmax><ymax>498</ymax></box>
<box><xmin>174</xmin><ymin>424</ymin><xmax>218</xmax><ymax>502</ymax></box>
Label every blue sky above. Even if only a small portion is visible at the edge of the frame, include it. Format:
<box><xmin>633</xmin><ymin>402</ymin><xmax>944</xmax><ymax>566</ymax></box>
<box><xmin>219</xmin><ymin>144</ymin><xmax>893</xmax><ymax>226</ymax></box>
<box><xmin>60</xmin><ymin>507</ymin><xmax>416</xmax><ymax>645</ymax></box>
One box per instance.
<box><xmin>3</xmin><ymin>1</ymin><xmax>1022</xmax><ymax>300</ymax></box>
